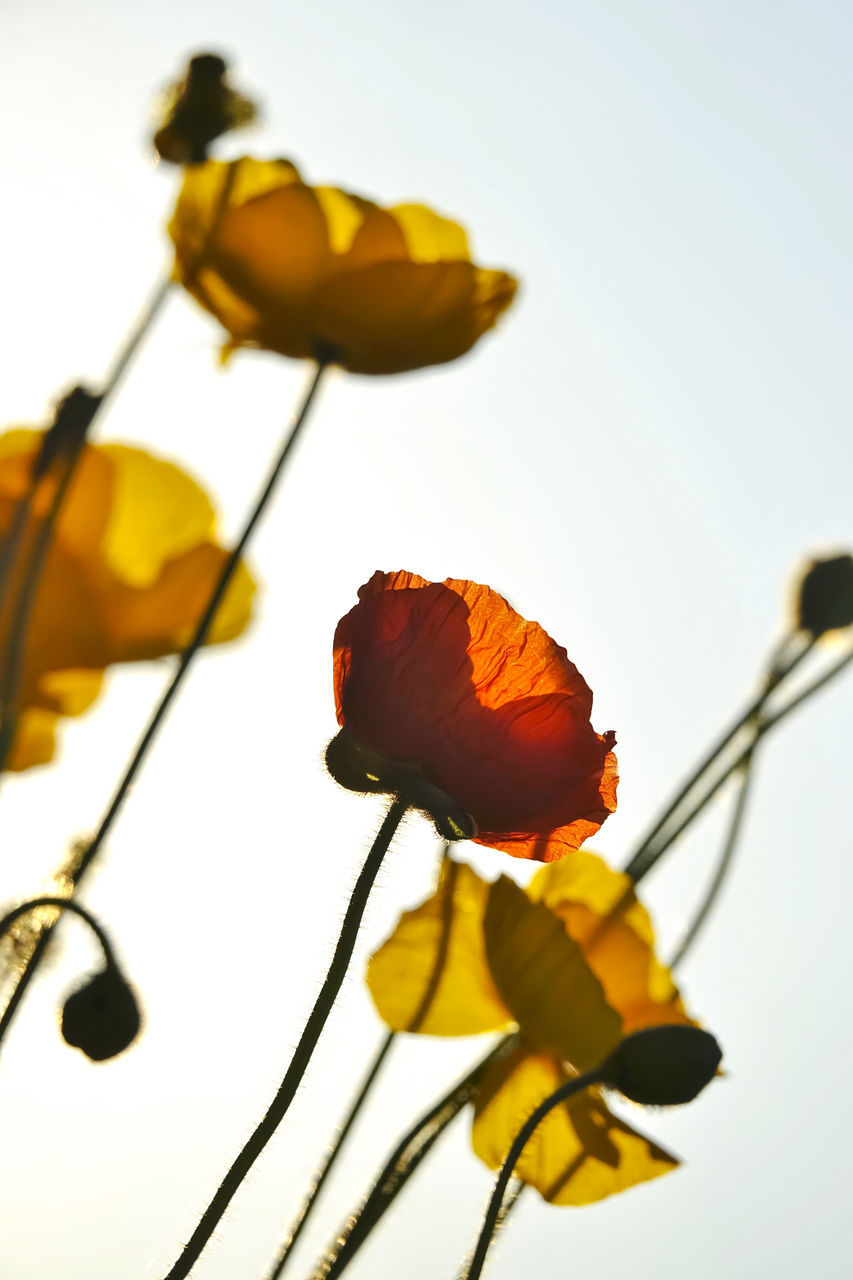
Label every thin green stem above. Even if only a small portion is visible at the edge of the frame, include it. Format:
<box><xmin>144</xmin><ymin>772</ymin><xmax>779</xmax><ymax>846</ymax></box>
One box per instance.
<box><xmin>265</xmin><ymin>848</ymin><xmax>454</xmax><ymax>1279</ymax></box>
<box><xmin>0</xmin><ymin>895</ymin><xmax>116</xmax><ymax>969</ymax></box>
<box><xmin>0</xmin><ymin>488</ymin><xmax>36</xmax><ymax>613</ymax></box>
<box><xmin>461</xmin><ymin>1070</ymin><xmax>602</xmax><ymax>1280</ymax></box>
<box><xmin>311</xmin><ymin>1034</ymin><xmax>520</xmax><ymax>1280</ymax></box>
<box><xmin>265</xmin><ymin>1030</ymin><xmax>397</xmax><ymax>1280</ymax></box>
<box><xmin>100</xmin><ymin>274</ymin><xmax>172</xmax><ymax>400</ymax></box>
<box><xmin>162</xmin><ymin>796</ymin><xmax>408</xmax><ymax>1280</ymax></box>
<box><xmin>621</xmin><ymin>632</ymin><xmax>811</xmax><ymax>882</ymax></box>
<box><xmin>667</xmin><ymin>756</ymin><xmax>755</xmax><ymax>969</ymax></box>
<box><xmin>0</xmin><ymin>363</ymin><xmax>328</xmax><ymax>1055</ymax></box>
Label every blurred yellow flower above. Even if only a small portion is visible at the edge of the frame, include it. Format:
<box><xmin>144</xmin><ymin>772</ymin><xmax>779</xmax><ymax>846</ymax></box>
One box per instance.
<box><xmin>0</xmin><ymin>431</ymin><xmax>255</xmax><ymax>770</ymax></box>
<box><xmin>367</xmin><ymin>851</ymin><xmax>695</xmax><ymax>1205</ymax></box>
<box><xmin>168</xmin><ymin>157</ymin><xmax>518</xmax><ymax>374</ymax></box>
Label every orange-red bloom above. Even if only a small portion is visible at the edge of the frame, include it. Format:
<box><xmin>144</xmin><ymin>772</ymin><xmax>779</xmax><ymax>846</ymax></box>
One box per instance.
<box><xmin>332</xmin><ymin>571</ymin><xmax>617</xmax><ymax>860</ymax></box>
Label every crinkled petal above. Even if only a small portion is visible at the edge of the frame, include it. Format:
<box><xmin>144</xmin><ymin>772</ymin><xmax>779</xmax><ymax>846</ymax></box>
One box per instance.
<box><xmin>366</xmin><ymin>858</ymin><xmax>511</xmax><ymax>1036</ymax></box>
<box><xmin>484</xmin><ymin>876</ymin><xmax>621</xmax><ymax>1068</ymax></box>
<box><xmin>334</xmin><ymin>572</ymin><xmax>616</xmax><ymax>859</ymax></box>
<box><xmin>472</xmin><ymin>1048</ymin><xmax>679</xmax><ymax>1205</ymax></box>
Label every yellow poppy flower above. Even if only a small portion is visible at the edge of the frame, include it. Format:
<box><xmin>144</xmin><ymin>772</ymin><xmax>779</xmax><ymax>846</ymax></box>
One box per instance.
<box><xmin>0</xmin><ymin>430</ymin><xmax>255</xmax><ymax>770</ymax></box>
<box><xmin>367</xmin><ymin>850</ymin><xmax>695</xmax><ymax>1205</ymax></box>
<box><xmin>168</xmin><ymin>157</ymin><xmax>519</xmax><ymax>374</ymax></box>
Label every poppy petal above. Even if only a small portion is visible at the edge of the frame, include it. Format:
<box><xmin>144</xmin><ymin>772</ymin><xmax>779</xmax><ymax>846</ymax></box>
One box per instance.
<box><xmin>168</xmin><ymin>157</ymin><xmax>517</xmax><ymax>375</ymax></box>
<box><xmin>528</xmin><ymin>851</ymin><xmax>692</xmax><ymax>1033</ymax></box>
<box><xmin>334</xmin><ymin>572</ymin><xmax>617</xmax><ymax>860</ymax></box>
<box><xmin>472</xmin><ymin>1048</ymin><xmax>679</xmax><ymax>1206</ymax></box>
<box><xmin>366</xmin><ymin>858</ymin><xmax>511</xmax><ymax>1036</ymax></box>
<box><xmin>484</xmin><ymin>877</ymin><xmax>622</xmax><ymax>1069</ymax></box>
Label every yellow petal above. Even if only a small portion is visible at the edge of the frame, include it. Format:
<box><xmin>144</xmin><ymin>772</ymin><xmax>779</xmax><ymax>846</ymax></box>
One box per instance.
<box><xmin>472</xmin><ymin>1047</ymin><xmax>679</xmax><ymax>1206</ymax></box>
<box><xmin>390</xmin><ymin>204</ymin><xmax>471</xmax><ymax>263</ymax></box>
<box><xmin>6</xmin><ymin>708</ymin><xmax>60</xmax><ymax>771</ymax></box>
<box><xmin>170</xmin><ymin>157</ymin><xmax>303</xmax><ymax>282</ymax></box>
<box><xmin>95</xmin><ymin>446</ymin><xmax>217</xmax><ymax>588</ymax></box>
<box><xmin>528</xmin><ymin>851</ymin><xmax>689</xmax><ymax>1033</ymax></box>
<box><xmin>366</xmin><ymin>858</ymin><xmax>512</xmax><ymax>1036</ymax></box>
<box><xmin>484</xmin><ymin>876</ymin><xmax>622</xmax><ymax>1069</ymax></box>
<box><xmin>100</xmin><ymin>545</ymin><xmax>256</xmax><ymax>657</ymax></box>
<box><xmin>35</xmin><ymin>668</ymin><xmax>104</xmax><ymax>715</ymax></box>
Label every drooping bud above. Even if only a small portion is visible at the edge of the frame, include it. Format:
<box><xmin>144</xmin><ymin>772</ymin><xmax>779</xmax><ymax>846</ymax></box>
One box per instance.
<box><xmin>152</xmin><ymin>52</ymin><xmax>258</xmax><ymax>165</ymax></box>
<box><xmin>61</xmin><ymin>965</ymin><xmax>142</xmax><ymax>1062</ymax></box>
<box><xmin>325</xmin><ymin>727</ymin><xmax>477</xmax><ymax>841</ymax></box>
<box><xmin>599</xmin><ymin>1025</ymin><xmax>722</xmax><ymax>1106</ymax></box>
<box><xmin>796</xmin><ymin>553</ymin><xmax>853</xmax><ymax>637</ymax></box>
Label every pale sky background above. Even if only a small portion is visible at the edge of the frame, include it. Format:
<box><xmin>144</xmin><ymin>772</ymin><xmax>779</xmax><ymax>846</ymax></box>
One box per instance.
<box><xmin>0</xmin><ymin>2</ymin><xmax>852</xmax><ymax>1278</ymax></box>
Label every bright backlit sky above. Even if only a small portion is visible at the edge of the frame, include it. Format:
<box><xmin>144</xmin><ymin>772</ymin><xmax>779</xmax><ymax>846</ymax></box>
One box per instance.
<box><xmin>1</xmin><ymin>2</ymin><xmax>852</xmax><ymax>1278</ymax></box>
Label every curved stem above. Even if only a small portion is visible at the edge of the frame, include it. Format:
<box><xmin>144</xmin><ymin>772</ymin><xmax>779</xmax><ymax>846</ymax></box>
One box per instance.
<box><xmin>461</xmin><ymin>1070</ymin><xmax>602</xmax><ymax>1280</ymax></box>
<box><xmin>312</xmin><ymin>1033</ymin><xmax>520</xmax><ymax>1280</ymax></box>
<box><xmin>265</xmin><ymin>1030</ymin><xmax>397</xmax><ymax>1280</ymax></box>
<box><xmin>162</xmin><ymin>796</ymin><xmax>407</xmax><ymax>1280</ymax></box>
<box><xmin>0</xmin><ymin>362</ymin><xmax>328</xmax><ymax>1055</ymax></box>
<box><xmin>667</xmin><ymin>757</ymin><xmax>756</xmax><ymax>969</ymax></box>
<box><xmin>0</xmin><ymin>895</ymin><xmax>116</xmax><ymax>969</ymax></box>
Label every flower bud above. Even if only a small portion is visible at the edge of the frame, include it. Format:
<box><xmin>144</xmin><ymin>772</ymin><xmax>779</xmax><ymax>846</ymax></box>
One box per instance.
<box><xmin>61</xmin><ymin>965</ymin><xmax>142</xmax><ymax>1062</ymax></box>
<box><xmin>325</xmin><ymin>728</ymin><xmax>477</xmax><ymax>840</ymax></box>
<box><xmin>796</xmin><ymin>553</ymin><xmax>853</xmax><ymax>637</ymax></box>
<box><xmin>600</xmin><ymin>1025</ymin><xmax>722</xmax><ymax>1105</ymax></box>
<box><xmin>152</xmin><ymin>52</ymin><xmax>258</xmax><ymax>165</ymax></box>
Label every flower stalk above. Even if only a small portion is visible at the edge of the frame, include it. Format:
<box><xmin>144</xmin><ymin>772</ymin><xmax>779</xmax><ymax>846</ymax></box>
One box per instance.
<box><xmin>0</xmin><ymin>361</ymin><xmax>328</xmax><ymax>1054</ymax></box>
<box><xmin>161</xmin><ymin>795</ymin><xmax>408</xmax><ymax>1280</ymax></box>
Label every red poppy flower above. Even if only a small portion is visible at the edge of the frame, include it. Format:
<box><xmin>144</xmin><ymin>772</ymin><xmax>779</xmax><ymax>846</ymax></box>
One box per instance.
<box><xmin>331</xmin><ymin>571</ymin><xmax>617</xmax><ymax>860</ymax></box>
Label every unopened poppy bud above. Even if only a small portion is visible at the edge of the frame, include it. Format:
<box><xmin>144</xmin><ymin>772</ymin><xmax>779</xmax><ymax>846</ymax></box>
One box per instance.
<box><xmin>152</xmin><ymin>52</ymin><xmax>258</xmax><ymax>165</ymax></box>
<box><xmin>32</xmin><ymin>385</ymin><xmax>101</xmax><ymax>480</ymax></box>
<box><xmin>600</xmin><ymin>1025</ymin><xmax>722</xmax><ymax>1106</ymax></box>
<box><xmin>326</xmin><ymin>729</ymin><xmax>477</xmax><ymax>839</ymax></box>
<box><xmin>61</xmin><ymin>965</ymin><xmax>142</xmax><ymax>1062</ymax></box>
<box><xmin>325</xmin><ymin>729</ymin><xmax>396</xmax><ymax>795</ymax></box>
<box><xmin>796</xmin><ymin>554</ymin><xmax>853</xmax><ymax>637</ymax></box>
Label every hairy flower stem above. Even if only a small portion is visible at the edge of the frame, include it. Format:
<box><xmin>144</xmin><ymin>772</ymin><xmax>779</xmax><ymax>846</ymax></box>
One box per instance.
<box><xmin>0</xmin><ymin>896</ymin><xmax>116</xmax><ymax>968</ymax></box>
<box><xmin>162</xmin><ymin>795</ymin><xmax>408</xmax><ymax>1280</ymax></box>
<box><xmin>265</xmin><ymin>848</ymin><xmax>454</xmax><ymax>1278</ymax></box>
<box><xmin>264</xmin><ymin>1030</ymin><xmax>397</xmax><ymax>1280</ymax></box>
<box><xmin>0</xmin><ymin>362</ymin><xmax>328</xmax><ymax>1055</ymax></box>
<box><xmin>460</xmin><ymin>1071</ymin><xmax>601</xmax><ymax>1280</ymax></box>
<box><xmin>311</xmin><ymin>1034</ymin><xmax>521</xmax><ymax>1280</ymax></box>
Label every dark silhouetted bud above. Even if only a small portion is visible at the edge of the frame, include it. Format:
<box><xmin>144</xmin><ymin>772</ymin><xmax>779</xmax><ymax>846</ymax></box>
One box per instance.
<box><xmin>152</xmin><ymin>52</ymin><xmax>258</xmax><ymax>165</ymax></box>
<box><xmin>325</xmin><ymin>728</ymin><xmax>393</xmax><ymax>795</ymax></box>
<box><xmin>61</xmin><ymin>966</ymin><xmax>142</xmax><ymax>1062</ymax></box>
<box><xmin>796</xmin><ymin>553</ymin><xmax>853</xmax><ymax>637</ymax></box>
<box><xmin>32</xmin><ymin>385</ymin><xmax>102</xmax><ymax>480</ymax></box>
<box><xmin>600</xmin><ymin>1025</ymin><xmax>722</xmax><ymax>1106</ymax></box>
<box><xmin>325</xmin><ymin>728</ymin><xmax>477</xmax><ymax>840</ymax></box>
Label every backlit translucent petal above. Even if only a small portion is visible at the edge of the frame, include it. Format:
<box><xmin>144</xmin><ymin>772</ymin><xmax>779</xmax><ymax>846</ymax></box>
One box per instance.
<box><xmin>367</xmin><ymin>858</ymin><xmax>511</xmax><ymax>1036</ymax></box>
<box><xmin>472</xmin><ymin>1048</ymin><xmax>679</xmax><ymax>1205</ymax></box>
<box><xmin>484</xmin><ymin>877</ymin><xmax>622</xmax><ymax>1068</ymax></box>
